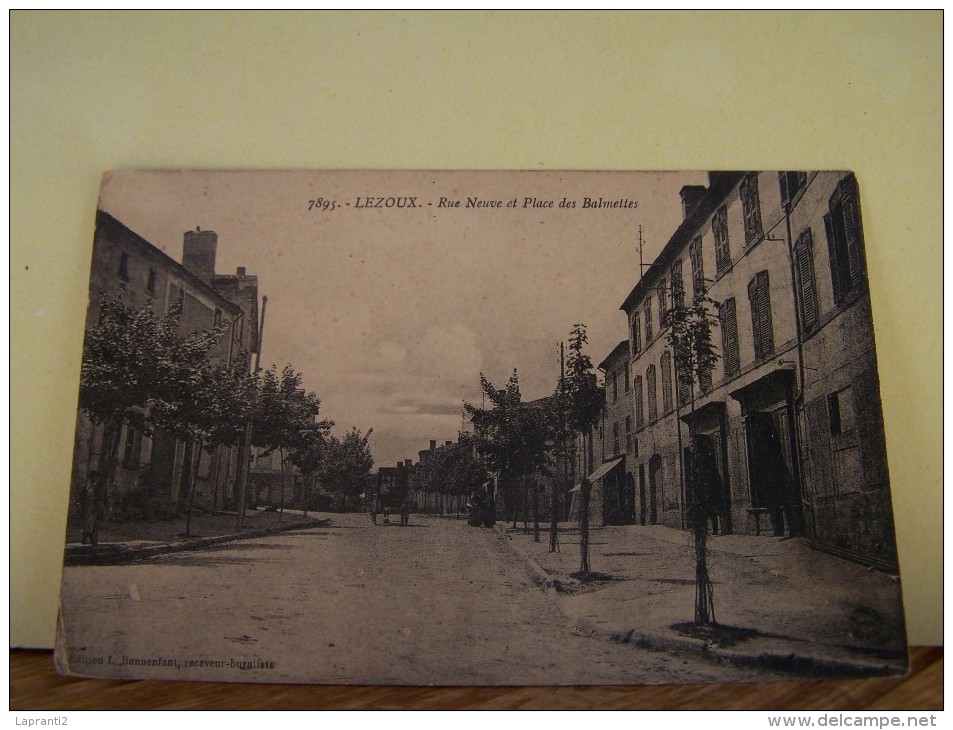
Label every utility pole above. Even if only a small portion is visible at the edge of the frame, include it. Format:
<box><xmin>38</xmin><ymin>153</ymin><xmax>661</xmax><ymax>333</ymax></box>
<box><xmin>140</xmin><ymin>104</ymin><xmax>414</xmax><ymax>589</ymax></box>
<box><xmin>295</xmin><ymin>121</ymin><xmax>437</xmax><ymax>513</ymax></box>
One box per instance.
<box><xmin>235</xmin><ymin>295</ymin><xmax>267</xmax><ymax>530</ymax></box>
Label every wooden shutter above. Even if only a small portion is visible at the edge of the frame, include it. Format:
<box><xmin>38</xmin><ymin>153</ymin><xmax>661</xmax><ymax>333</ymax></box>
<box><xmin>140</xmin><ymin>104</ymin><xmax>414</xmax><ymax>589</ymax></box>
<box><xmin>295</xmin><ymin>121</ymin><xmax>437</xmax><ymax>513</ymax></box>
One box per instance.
<box><xmin>634</xmin><ymin>376</ymin><xmax>644</xmax><ymax>427</ymax></box>
<box><xmin>795</xmin><ymin>229</ymin><xmax>819</xmax><ymax>333</ymax></box>
<box><xmin>749</xmin><ymin>271</ymin><xmax>773</xmax><ymax>359</ymax></box>
<box><xmin>741</xmin><ymin>173</ymin><xmax>763</xmax><ymax>246</ymax></box>
<box><xmin>633</xmin><ymin>312</ymin><xmax>641</xmax><ymax>353</ymax></box>
<box><xmin>671</xmin><ymin>260</ymin><xmax>684</xmax><ymax>308</ymax></box>
<box><xmin>823</xmin><ymin>212</ymin><xmax>842</xmax><ymax>305</ymax></box>
<box><xmin>839</xmin><ymin>174</ymin><xmax>866</xmax><ymax>288</ymax></box>
<box><xmin>690</xmin><ymin>236</ymin><xmax>704</xmax><ymax>295</ymax></box>
<box><xmin>720</xmin><ymin>298</ymin><xmax>739</xmax><ymax>376</ymax></box>
<box><xmin>713</xmin><ymin>206</ymin><xmax>730</xmax><ymax>273</ymax></box>
<box><xmin>661</xmin><ymin>352</ymin><xmax>673</xmax><ymax>412</ymax></box>
<box><xmin>647</xmin><ymin>365</ymin><xmax>657</xmax><ymax>422</ymax></box>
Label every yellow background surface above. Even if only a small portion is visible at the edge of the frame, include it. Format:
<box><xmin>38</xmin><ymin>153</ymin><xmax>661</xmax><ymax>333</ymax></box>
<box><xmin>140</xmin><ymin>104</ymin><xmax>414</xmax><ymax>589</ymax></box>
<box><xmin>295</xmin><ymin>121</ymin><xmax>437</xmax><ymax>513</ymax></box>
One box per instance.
<box><xmin>11</xmin><ymin>11</ymin><xmax>942</xmax><ymax>648</ymax></box>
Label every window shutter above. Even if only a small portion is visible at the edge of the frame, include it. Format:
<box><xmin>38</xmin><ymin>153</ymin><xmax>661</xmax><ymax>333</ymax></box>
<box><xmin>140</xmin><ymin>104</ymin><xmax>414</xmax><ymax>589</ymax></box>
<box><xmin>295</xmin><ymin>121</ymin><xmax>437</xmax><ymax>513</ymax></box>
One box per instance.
<box><xmin>823</xmin><ymin>212</ymin><xmax>842</xmax><ymax>305</ymax></box>
<box><xmin>690</xmin><ymin>236</ymin><xmax>704</xmax><ymax>295</ymax></box>
<box><xmin>671</xmin><ymin>260</ymin><xmax>684</xmax><ymax>308</ymax></box>
<box><xmin>741</xmin><ymin>173</ymin><xmax>763</xmax><ymax>246</ymax></box>
<box><xmin>749</xmin><ymin>272</ymin><xmax>773</xmax><ymax>359</ymax></box>
<box><xmin>795</xmin><ymin>230</ymin><xmax>819</xmax><ymax>333</ymax></box>
<box><xmin>661</xmin><ymin>352</ymin><xmax>673</xmax><ymax>413</ymax></box>
<box><xmin>635</xmin><ymin>376</ymin><xmax>644</xmax><ymax>427</ymax></box>
<box><xmin>647</xmin><ymin>365</ymin><xmax>657</xmax><ymax>422</ymax></box>
<box><xmin>748</xmin><ymin>276</ymin><xmax>763</xmax><ymax>360</ymax></box>
<box><xmin>758</xmin><ymin>271</ymin><xmax>774</xmax><ymax>355</ymax></box>
<box><xmin>713</xmin><ymin>206</ymin><xmax>730</xmax><ymax>273</ymax></box>
<box><xmin>644</xmin><ymin>299</ymin><xmax>653</xmax><ymax>342</ymax></box>
<box><xmin>839</xmin><ymin>175</ymin><xmax>866</xmax><ymax>288</ymax></box>
<box><xmin>778</xmin><ymin>172</ymin><xmax>790</xmax><ymax>208</ymax></box>
<box><xmin>633</xmin><ymin>312</ymin><xmax>641</xmax><ymax>353</ymax></box>
<box><xmin>720</xmin><ymin>298</ymin><xmax>739</xmax><ymax>376</ymax></box>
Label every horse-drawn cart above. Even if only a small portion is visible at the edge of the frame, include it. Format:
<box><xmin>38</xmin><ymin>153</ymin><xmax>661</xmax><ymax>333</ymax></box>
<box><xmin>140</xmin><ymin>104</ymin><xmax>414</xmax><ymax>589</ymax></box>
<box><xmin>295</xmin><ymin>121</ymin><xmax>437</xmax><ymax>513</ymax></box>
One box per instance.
<box><xmin>371</xmin><ymin>465</ymin><xmax>411</xmax><ymax>525</ymax></box>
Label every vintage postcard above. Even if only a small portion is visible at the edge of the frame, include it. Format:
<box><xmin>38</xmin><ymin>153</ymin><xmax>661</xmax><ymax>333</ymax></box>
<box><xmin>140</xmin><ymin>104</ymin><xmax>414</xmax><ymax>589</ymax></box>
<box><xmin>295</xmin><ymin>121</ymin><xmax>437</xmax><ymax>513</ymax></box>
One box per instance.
<box><xmin>55</xmin><ymin>170</ymin><xmax>907</xmax><ymax>685</ymax></box>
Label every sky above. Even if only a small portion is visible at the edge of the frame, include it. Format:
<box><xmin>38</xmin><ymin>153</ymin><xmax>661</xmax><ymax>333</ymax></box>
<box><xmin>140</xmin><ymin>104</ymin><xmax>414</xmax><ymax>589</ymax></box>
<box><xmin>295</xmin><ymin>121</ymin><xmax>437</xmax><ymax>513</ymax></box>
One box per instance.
<box><xmin>97</xmin><ymin>170</ymin><xmax>707</xmax><ymax>468</ymax></box>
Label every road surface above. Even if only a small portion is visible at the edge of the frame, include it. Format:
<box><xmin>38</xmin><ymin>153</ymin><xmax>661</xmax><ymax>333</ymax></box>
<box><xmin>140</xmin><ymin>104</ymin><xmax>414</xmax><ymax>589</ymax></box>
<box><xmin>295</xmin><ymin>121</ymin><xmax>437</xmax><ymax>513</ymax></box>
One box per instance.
<box><xmin>58</xmin><ymin>514</ymin><xmax>783</xmax><ymax>685</ymax></box>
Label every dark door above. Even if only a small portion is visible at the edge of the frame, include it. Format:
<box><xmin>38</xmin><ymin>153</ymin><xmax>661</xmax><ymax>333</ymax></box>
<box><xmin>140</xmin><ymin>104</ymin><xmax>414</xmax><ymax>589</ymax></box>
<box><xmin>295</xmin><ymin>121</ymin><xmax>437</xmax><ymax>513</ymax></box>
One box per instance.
<box><xmin>648</xmin><ymin>455</ymin><xmax>662</xmax><ymax>525</ymax></box>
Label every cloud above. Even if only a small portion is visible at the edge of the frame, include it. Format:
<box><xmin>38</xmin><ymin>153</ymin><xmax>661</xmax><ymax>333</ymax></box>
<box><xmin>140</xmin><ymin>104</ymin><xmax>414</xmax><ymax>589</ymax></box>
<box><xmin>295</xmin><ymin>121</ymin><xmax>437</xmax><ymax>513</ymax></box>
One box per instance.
<box><xmin>379</xmin><ymin>398</ymin><xmax>465</xmax><ymax>417</ymax></box>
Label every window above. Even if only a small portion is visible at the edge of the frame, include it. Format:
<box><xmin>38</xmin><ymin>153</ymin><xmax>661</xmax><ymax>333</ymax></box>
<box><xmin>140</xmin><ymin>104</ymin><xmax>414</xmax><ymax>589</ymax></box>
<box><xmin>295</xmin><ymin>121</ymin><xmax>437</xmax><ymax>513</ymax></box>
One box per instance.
<box><xmin>779</xmin><ymin>171</ymin><xmax>808</xmax><ymax>210</ymax></box>
<box><xmin>612</xmin><ymin>370</ymin><xmax>618</xmax><ymax>403</ymax></box>
<box><xmin>824</xmin><ymin>173</ymin><xmax>866</xmax><ymax>305</ymax></box>
<box><xmin>690</xmin><ymin>236</ymin><xmax>705</xmax><ymax>296</ymax></box>
<box><xmin>146</xmin><ymin>269</ymin><xmax>157</xmax><ymax>296</ymax></box>
<box><xmin>122</xmin><ymin>425</ymin><xmax>142</xmax><ymax>468</ymax></box>
<box><xmin>699</xmin><ymin>362</ymin><xmax>712</xmax><ymax>393</ymax></box>
<box><xmin>677</xmin><ymin>367</ymin><xmax>690</xmax><ymax>406</ymax></box>
<box><xmin>671</xmin><ymin>259</ymin><xmax>684</xmax><ymax>309</ymax></box>
<box><xmin>634</xmin><ymin>376</ymin><xmax>644</xmax><ymax>428</ymax></box>
<box><xmin>118</xmin><ymin>252</ymin><xmax>130</xmax><ymax>282</ymax></box>
<box><xmin>633</xmin><ymin>436</ymin><xmax>639</xmax><ymax>459</ymax></box>
<box><xmin>748</xmin><ymin>271</ymin><xmax>774</xmax><ymax>360</ymax></box>
<box><xmin>658</xmin><ymin>278</ymin><xmax>668</xmax><ymax>331</ymax></box>
<box><xmin>794</xmin><ymin>228</ymin><xmax>820</xmax><ymax>333</ymax></box>
<box><xmin>613</xmin><ymin>422</ymin><xmax>620</xmax><ymax>455</ymax></box>
<box><xmin>632</xmin><ymin>312</ymin><xmax>642</xmax><ymax>354</ymax></box>
<box><xmin>828</xmin><ymin>387</ymin><xmax>856</xmax><ymax>436</ymax></box>
<box><xmin>719</xmin><ymin>297</ymin><xmax>740</xmax><ymax>377</ymax></box>
<box><xmin>646</xmin><ymin>364</ymin><xmax>658</xmax><ymax>422</ymax></box>
<box><xmin>214</xmin><ymin>308</ymin><xmax>223</xmax><ymax>327</ymax></box>
<box><xmin>712</xmin><ymin>205</ymin><xmax>731</xmax><ymax>274</ymax></box>
<box><xmin>623</xmin><ymin>362</ymin><xmax>630</xmax><ymax>392</ymax></box>
<box><xmin>740</xmin><ymin>173</ymin><xmax>764</xmax><ymax>246</ymax></box>
<box><xmin>625</xmin><ymin>415</ymin><xmax>632</xmax><ymax>452</ymax></box>
<box><xmin>661</xmin><ymin>351</ymin><xmax>673</xmax><ymax>413</ymax></box>
<box><xmin>644</xmin><ymin>297</ymin><xmax>653</xmax><ymax>342</ymax></box>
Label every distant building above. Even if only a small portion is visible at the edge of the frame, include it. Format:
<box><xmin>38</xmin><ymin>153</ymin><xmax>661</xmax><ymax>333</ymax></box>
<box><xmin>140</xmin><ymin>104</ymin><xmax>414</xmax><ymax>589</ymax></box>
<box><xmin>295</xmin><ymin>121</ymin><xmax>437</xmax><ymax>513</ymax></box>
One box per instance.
<box><xmin>614</xmin><ymin>172</ymin><xmax>896</xmax><ymax>569</ymax></box>
<box><xmin>69</xmin><ymin>212</ymin><xmax>259</xmax><ymax>522</ymax></box>
<box><xmin>572</xmin><ymin>341</ymin><xmax>637</xmax><ymax>526</ymax></box>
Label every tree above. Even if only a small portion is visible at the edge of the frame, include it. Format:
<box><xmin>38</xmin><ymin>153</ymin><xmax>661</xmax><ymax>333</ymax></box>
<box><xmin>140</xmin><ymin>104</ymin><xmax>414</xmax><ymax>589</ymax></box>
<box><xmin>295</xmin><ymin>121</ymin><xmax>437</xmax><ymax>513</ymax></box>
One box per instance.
<box><xmin>321</xmin><ymin>427</ymin><xmax>374</xmax><ymax>512</ymax></box>
<box><xmin>251</xmin><ymin>365</ymin><xmax>327</xmax><ymax>519</ymax></box>
<box><xmin>563</xmin><ymin>325</ymin><xmax>605</xmax><ymax>578</ymax></box>
<box><xmin>544</xmin><ymin>344</ymin><xmax>578</xmax><ymax>552</ymax></box>
<box><xmin>664</xmin><ymin>288</ymin><xmax>721</xmax><ymax>626</ymax></box>
<box><xmin>78</xmin><ymin>292</ymin><xmax>226</xmax><ymax>545</ymax></box>
<box><xmin>288</xmin><ymin>422</ymin><xmax>333</xmax><ymax>516</ymax></box>
<box><xmin>465</xmin><ymin>370</ymin><xmax>549</xmax><ymax>540</ymax></box>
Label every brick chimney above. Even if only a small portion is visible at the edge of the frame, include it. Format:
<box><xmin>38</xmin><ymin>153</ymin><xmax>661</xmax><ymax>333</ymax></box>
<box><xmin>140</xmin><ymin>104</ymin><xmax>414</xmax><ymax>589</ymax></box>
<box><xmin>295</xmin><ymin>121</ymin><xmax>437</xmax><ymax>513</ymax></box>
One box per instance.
<box><xmin>679</xmin><ymin>185</ymin><xmax>707</xmax><ymax>220</ymax></box>
<box><xmin>430</xmin><ymin>440</ymin><xmax>437</xmax><ymax>450</ymax></box>
<box><xmin>183</xmin><ymin>227</ymin><xmax>218</xmax><ymax>283</ymax></box>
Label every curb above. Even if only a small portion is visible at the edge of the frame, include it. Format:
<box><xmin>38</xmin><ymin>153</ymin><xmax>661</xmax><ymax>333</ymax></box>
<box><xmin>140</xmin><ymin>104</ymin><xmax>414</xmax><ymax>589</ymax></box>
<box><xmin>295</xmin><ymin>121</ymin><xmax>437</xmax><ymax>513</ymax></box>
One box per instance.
<box><xmin>572</xmin><ymin>615</ymin><xmax>905</xmax><ymax>678</ymax></box>
<box><xmin>63</xmin><ymin>518</ymin><xmax>331</xmax><ymax>566</ymax></box>
<box><xmin>493</xmin><ymin>526</ymin><xmax>579</xmax><ymax>593</ymax></box>
<box><xmin>499</xmin><ymin>529</ymin><xmax>906</xmax><ymax>679</ymax></box>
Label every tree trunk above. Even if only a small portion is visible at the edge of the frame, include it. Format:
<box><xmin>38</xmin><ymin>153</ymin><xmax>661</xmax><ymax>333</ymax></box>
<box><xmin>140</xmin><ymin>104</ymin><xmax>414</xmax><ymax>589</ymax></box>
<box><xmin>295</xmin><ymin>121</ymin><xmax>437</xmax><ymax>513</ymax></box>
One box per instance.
<box><xmin>185</xmin><ymin>437</ymin><xmax>204</xmax><ymax>537</ymax></box>
<box><xmin>531</xmin><ymin>475</ymin><xmax>540</xmax><ymax>542</ymax></box>
<box><xmin>549</xmin><ymin>447</ymin><xmax>560</xmax><ymax>552</ymax></box>
<box><xmin>578</xmin><ymin>429</ymin><xmax>593</xmax><ymax>578</ymax></box>
<box><xmin>92</xmin><ymin>415</ymin><xmax>123</xmax><ymax>548</ymax></box>
<box><xmin>278</xmin><ymin>447</ymin><xmax>285</xmax><ymax>522</ymax></box>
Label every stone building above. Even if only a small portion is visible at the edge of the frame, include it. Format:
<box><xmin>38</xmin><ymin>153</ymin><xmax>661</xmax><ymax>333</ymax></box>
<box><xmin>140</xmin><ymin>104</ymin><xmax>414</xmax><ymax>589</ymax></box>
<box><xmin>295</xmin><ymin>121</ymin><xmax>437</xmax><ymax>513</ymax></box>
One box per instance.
<box><xmin>571</xmin><ymin>341</ymin><xmax>637</xmax><ymax>526</ymax></box>
<box><xmin>69</xmin><ymin>211</ymin><xmax>259</xmax><ymax>521</ymax></box>
<box><xmin>617</xmin><ymin>171</ymin><xmax>896</xmax><ymax>569</ymax></box>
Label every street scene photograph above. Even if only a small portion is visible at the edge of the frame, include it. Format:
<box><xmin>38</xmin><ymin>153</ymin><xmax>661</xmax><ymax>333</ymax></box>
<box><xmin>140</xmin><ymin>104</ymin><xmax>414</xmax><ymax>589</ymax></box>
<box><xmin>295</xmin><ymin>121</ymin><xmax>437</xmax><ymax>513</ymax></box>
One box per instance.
<box><xmin>55</xmin><ymin>170</ymin><xmax>907</xmax><ymax>686</ymax></box>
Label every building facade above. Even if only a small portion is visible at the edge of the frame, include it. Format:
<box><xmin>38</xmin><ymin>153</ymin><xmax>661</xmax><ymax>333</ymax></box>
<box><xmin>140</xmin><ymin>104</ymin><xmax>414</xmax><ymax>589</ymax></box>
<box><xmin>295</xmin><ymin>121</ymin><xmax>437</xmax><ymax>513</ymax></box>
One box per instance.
<box><xmin>617</xmin><ymin>172</ymin><xmax>896</xmax><ymax>569</ymax></box>
<box><xmin>70</xmin><ymin>212</ymin><xmax>259</xmax><ymax>522</ymax></box>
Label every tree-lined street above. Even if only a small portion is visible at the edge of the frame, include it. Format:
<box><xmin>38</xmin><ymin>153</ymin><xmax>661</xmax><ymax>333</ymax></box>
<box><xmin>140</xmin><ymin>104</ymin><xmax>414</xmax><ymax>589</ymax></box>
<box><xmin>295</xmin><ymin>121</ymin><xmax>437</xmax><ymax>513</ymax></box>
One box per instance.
<box><xmin>58</xmin><ymin>514</ymin><xmax>785</xmax><ymax>685</ymax></box>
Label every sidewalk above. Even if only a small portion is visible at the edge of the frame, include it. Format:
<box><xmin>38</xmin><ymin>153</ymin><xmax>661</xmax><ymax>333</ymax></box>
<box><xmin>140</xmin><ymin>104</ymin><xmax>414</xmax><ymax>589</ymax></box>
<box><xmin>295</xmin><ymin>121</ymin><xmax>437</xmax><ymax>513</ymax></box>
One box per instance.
<box><xmin>497</xmin><ymin>522</ymin><xmax>907</xmax><ymax>677</ymax></box>
<box><xmin>64</xmin><ymin>510</ymin><xmax>330</xmax><ymax>566</ymax></box>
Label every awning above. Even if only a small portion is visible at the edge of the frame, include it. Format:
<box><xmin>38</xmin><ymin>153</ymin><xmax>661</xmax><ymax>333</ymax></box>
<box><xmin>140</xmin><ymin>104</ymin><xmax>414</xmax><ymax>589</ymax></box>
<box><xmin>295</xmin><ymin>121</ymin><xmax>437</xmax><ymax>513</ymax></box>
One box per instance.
<box><xmin>570</xmin><ymin>456</ymin><xmax>624</xmax><ymax>492</ymax></box>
